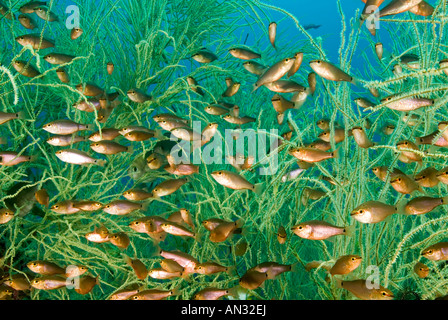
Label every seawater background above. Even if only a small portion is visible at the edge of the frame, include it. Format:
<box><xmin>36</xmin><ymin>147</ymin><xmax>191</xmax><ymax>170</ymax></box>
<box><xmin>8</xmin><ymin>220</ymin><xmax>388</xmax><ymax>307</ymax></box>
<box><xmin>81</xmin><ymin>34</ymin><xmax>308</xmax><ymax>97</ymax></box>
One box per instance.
<box><xmin>0</xmin><ymin>0</ymin><xmax>445</xmax><ymax>301</ymax></box>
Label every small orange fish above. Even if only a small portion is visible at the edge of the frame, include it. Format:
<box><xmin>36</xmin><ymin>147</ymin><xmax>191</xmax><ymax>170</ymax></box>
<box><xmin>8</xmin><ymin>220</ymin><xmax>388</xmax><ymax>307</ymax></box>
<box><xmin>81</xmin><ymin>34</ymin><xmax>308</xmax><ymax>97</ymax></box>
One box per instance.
<box><xmin>292</xmin><ymin>220</ymin><xmax>352</xmax><ymax>240</ymax></box>
<box><xmin>239</xmin><ymin>270</ymin><xmax>269</xmax><ymax>290</ymax></box>
<box><xmin>109</xmin><ymin>232</ymin><xmax>130</xmax><ymax>249</ymax></box>
<box><xmin>0</xmin><ymin>209</ymin><xmax>15</xmax><ymax>224</ymax></box>
<box><xmin>329</xmin><ymin>255</ymin><xmax>362</xmax><ymax>276</ymax></box>
<box><xmin>27</xmin><ymin>261</ymin><xmax>65</xmax><ymax>275</ymax></box>
<box><xmin>124</xmin><ymin>255</ymin><xmax>148</xmax><ymax>280</ymax></box>
<box><xmin>421</xmin><ymin>242</ymin><xmax>448</xmax><ymax>261</ymax></box>
<box><xmin>74</xmin><ymin>275</ymin><xmax>100</xmax><ymax>295</ymax></box>
<box><xmin>414</xmin><ymin>262</ymin><xmax>429</xmax><ymax>278</ymax></box>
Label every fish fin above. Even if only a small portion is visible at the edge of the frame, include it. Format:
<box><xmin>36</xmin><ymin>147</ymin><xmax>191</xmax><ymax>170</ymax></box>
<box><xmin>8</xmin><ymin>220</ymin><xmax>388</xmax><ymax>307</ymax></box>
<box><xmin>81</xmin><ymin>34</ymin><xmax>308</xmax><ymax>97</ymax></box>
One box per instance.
<box><xmin>153</xmin><ymin>129</ymin><xmax>164</xmax><ymax>139</ymax></box>
<box><xmin>95</xmin><ymin>275</ymin><xmax>101</xmax><ymax>287</ymax></box>
<box><xmin>395</xmin><ymin>199</ymin><xmax>408</xmax><ymax>215</ymax></box>
<box><xmin>150</xmin><ymin>244</ymin><xmax>163</xmax><ymax>258</ymax></box>
<box><xmin>180</xmin><ymin>272</ymin><xmax>191</xmax><ymax>282</ymax></box>
<box><xmin>170</xmin><ymin>286</ymin><xmax>182</xmax><ymax>296</ymax></box>
<box><xmin>95</xmin><ymin>159</ymin><xmax>106</xmax><ymax>167</ymax></box>
<box><xmin>0</xmin><ymin>137</ymin><xmax>6</xmax><ymax>145</ymax></box>
<box><xmin>331</xmin><ymin>148</ymin><xmax>339</xmax><ymax>159</ymax></box>
<box><xmin>427</xmin><ymin>145</ymin><xmax>440</xmax><ymax>154</ymax></box>
<box><xmin>29</xmin><ymin>155</ymin><xmax>38</xmax><ymax>162</ymax></box>
<box><xmin>227</xmin><ymin>285</ymin><xmax>245</xmax><ymax>298</ymax></box>
<box><xmin>194</xmin><ymin>231</ymin><xmax>202</xmax><ymax>243</ymax></box>
<box><xmin>231</xmin><ymin>105</ymin><xmax>240</xmax><ymax>118</ymax></box>
<box><xmin>305</xmin><ymin>86</ymin><xmax>313</xmax><ymax>97</ymax></box>
<box><xmin>252</xmin><ymin>183</ymin><xmax>265</xmax><ymax>195</ymax></box>
<box><xmin>235</xmin><ymin>218</ymin><xmax>245</xmax><ymax>229</ymax></box>
<box><xmin>304</xmin><ymin>260</ymin><xmax>325</xmax><ymax>272</ymax></box>
<box><xmin>140</xmin><ymin>201</ymin><xmax>150</xmax><ymax>212</ymax></box>
<box><xmin>442</xmin><ymin>196</ymin><xmax>448</xmax><ymax>205</ymax></box>
<box><xmin>251</xmin><ymin>83</ymin><xmax>259</xmax><ymax>93</ymax></box>
<box><xmin>122</xmin><ymin>254</ymin><xmax>132</xmax><ymax>266</ymax></box>
<box><xmin>265</xmin><ymin>270</ymin><xmax>276</xmax><ymax>280</ymax></box>
<box><xmin>343</xmin><ymin>224</ymin><xmax>356</xmax><ymax>237</ymax></box>
<box><xmin>335</xmin><ymin>278</ymin><xmax>344</xmax><ymax>289</ymax></box>
<box><xmin>290</xmin><ymin>262</ymin><xmax>300</xmax><ymax>273</ymax></box>
<box><xmin>226</xmin><ymin>265</ymin><xmax>236</xmax><ymax>276</ymax></box>
<box><xmin>16</xmin><ymin>111</ymin><xmax>26</xmax><ymax>120</ymax></box>
<box><xmin>351</xmin><ymin>77</ymin><xmax>362</xmax><ymax>87</ymax></box>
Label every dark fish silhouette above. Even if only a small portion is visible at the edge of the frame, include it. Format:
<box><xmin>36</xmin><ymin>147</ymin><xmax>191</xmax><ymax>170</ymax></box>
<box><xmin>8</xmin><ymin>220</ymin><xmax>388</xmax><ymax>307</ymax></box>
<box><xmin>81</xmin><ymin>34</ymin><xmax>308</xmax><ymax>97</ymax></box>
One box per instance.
<box><xmin>303</xmin><ymin>24</ymin><xmax>321</xmax><ymax>30</ymax></box>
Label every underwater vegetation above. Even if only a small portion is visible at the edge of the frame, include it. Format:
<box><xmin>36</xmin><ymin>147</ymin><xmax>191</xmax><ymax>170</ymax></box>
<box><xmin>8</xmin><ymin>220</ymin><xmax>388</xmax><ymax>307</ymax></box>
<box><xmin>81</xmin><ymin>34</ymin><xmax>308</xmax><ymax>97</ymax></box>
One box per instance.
<box><xmin>0</xmin><ymin>0</ymin><xmax>448</xmax><ymax>301</ymax></box>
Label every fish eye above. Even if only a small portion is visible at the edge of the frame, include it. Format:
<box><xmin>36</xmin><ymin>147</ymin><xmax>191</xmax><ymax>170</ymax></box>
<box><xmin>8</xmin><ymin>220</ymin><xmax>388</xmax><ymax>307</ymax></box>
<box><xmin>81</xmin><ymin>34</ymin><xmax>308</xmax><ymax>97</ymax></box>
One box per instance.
<box><xmin>359</xmin><ymin>210</ymin><xmax>364</xmax><ymax>214</ymax></box>
<box><xmin>351</xmin><ymin>257</ymin><xmax>356</xmax><ymax>261</ymax></box>
<box><xmin>53</xmin><ymin>205</ymin><xmax>59</xmax><ymax>209</ymax></box>
<box><xmin>397</xmin><ymin>178</ymin><xmax>402</xmax><ymax>182</ymax></box>
<box><xmin>428</xmin><ymin>250</ymin><xmax>433</xmax><ymax>254</ymax></box>
<box><xmin>381</xmin><ymin>292</ymin><xmax>387</xmax><ymax>296</ymax></box>
<box><xmin>298</xmin><ymin>226</ymin><xmax>303</xmax><ymax>230</ymax></box>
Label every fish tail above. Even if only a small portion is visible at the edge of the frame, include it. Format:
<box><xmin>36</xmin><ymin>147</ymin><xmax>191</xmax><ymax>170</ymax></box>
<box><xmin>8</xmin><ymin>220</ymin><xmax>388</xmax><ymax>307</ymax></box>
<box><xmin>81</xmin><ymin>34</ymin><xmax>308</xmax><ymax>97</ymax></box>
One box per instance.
<box><xmin>226</xmin><ymin>265</ymin><xmax>236</xmax><ymax>276</ymax></box>
<box><xmin>140</xmin><ymin>201</ymin><xmax>150</xmax><ymax>212</ymax></box>
<box><xmin>231</xmin><ymin>105</ymin><xmax>240</xmax><ymax>118</ymax></box>
<box><xmin>290</xmin><ymin>262</ymin><xmax>300</xmax><ymax>273</ymax></box>
<box><xmin>351</xmin><ymin>76</ymin><xmax>362</xmax><ymax>87</ymax></box>
<box><xmin>28</xmin><ymin>154</ymin><xmax>39</xmax><ymax>162</ymax></box>
<box><xmin>126</xmin><ymin>145</ymin><xmax>134</xmax><ymax>154</ymax></box>
<box><xmin>153</xmin><ymin>129</ymin><xmax>165</xmax><ymax>140</ymax></box>
<box><xmin>442</xmin><ymin>196</ymin><xmax>448</xmax><ymax>205</ymax></box>
<box><xmin>170</xmin><ymin>286</ymin><xmax>182</xmax><ymax>296</ymax></box>
<box><xmin>227</xmin><ymin>285</ymin><xmax>245</xmax><ymax>298</ymax></box>
<box><xmin>252</xmin><ymin>182</ymin><xmax>265</xmax><ymax>195</ymax></box>
<box><xmin>277</xmin><ymin>112</ymin><xmax>285</xmax><ymax>125</ymax></box>
<box><xmin>395</xmin><ymin>199</ymin><xmax>408</xmax><ymax>215</ymax></box>
<box><xmin>180</xmin><ymin>271</ymin><xmax>191</xmax><ymax>282</ymax></box>
<box><xmin>16</xmin><ymin>111</ymin><xmax>26</xmax><ymax>120</ymax></box>
<box><xmin>150</xmin><ymin>244</ymin><xmax>163</xmax><ymax>258</ymax></box>
<box><xmin>251</xmin><ymin>83</ymin><xmax>259</xmax><ymax>93</ymax></box>
<box><xmin>335</xmin><ymin>278</ymin><xmax>344</xmax><ymax>289</ymax></box>
<box><xmin>95</xmin><ymin>159</ymin><xmax>106</xmax><ymax>167</ymax></box>
<box><xmin>235</xmin><ymin>218</ymin><xmax>245</xmax><ymax>229</ymax></box>
<box><xmin>193</xmin><ymin>231</ymin><xmax>202</xmax><ymax>243</ymax></box>
<box><xmin>331</xmin><ymin>148</ymin><xmax>339</xmax><ymax>159</ymax></box>
<box><xmin>343</xmin><ymin>224</ymin><xmax>356</xmax><ymax>237</ymax></box>
<box><xmin>122</xmin><ymin>254</ymin><xmax>132</xmax><ymax>266</ymax></box>
<box><xmin>304</xmin><ymin>260</ymin><xmax>325</xmax><ymax>272</ymax></box>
